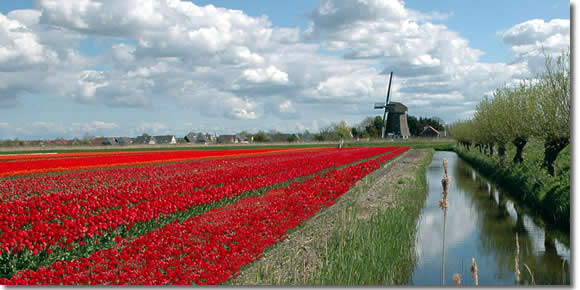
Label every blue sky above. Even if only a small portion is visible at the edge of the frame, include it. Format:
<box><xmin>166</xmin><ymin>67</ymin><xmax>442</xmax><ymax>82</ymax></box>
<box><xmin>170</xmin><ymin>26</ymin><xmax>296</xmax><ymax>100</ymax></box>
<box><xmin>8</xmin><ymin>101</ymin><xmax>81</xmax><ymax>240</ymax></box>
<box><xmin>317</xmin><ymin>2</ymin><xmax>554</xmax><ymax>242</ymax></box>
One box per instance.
<box><xmin>0</xmin><ymin>0</ymin><xmax>571</xmax><ymax>140</ymax></box>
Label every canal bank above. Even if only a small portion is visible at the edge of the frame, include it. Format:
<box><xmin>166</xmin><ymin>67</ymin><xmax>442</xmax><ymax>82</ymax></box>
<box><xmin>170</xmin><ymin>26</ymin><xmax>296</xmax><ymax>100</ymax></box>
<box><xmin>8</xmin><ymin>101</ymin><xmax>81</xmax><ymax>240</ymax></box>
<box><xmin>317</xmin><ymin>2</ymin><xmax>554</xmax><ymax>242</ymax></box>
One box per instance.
<box><xmin>411</xmin><ymin>151</ymin><xmax>570</xmax><ymax>285</ymax></box>
<box><xmin>455</xmin><ymin>147</ymin><xmax>570</xmax><ymax>232</ymax></box>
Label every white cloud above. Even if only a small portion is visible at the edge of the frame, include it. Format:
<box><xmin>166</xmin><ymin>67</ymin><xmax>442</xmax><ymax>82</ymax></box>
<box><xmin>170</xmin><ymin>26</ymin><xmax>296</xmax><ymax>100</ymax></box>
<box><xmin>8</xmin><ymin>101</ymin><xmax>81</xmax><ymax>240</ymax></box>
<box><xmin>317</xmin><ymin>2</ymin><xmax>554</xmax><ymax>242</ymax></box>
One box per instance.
<box><xmin>0</xmin><ymin>13</ymin><xmax>59</xmax><ymax>70</ymax></box>
<box><xmin>242</xmin><ymin>65</ymin><xmax>289</xmax><ymax>84</ymax></box>
<box><xmin>0</xmin><ymin>0</ymin><xmax>570</xmax><ymax>139</ymax></box>
<box><xmin>501</xmin><ymin>18</ymin><xmax>569</xmax><ymax>74</ymax></box>
<box><xmin>0</xmin><ymin>121</ymin><xmax>122</xmax><ymax>140</ymax></box>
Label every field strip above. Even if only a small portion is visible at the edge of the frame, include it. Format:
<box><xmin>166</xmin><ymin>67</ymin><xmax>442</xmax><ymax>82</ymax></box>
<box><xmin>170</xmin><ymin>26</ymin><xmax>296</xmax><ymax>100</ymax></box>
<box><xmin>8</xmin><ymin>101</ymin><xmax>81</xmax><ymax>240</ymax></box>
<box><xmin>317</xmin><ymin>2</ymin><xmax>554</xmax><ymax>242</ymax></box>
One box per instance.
<box><xmin>0</xmin><ymin>147</ymin><xmax>409</xmax><ymax>285</ymax></box>
<box><xmin>0</xmin><ymin>147</ymin><xmax>331</xmax><ymax>178</ymax></box>
<box><xmin>0</xmin><ymin>147</ymin><xmax>399</xmax><ymax>280</ymax></box>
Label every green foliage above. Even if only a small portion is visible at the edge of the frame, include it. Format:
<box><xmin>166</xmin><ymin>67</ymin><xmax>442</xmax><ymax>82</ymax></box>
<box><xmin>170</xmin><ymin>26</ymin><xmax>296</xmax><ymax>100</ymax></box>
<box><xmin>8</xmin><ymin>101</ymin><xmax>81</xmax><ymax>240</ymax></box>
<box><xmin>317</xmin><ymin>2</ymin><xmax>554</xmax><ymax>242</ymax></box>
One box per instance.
<box><xmin>407</xmin><ymin>115</ymin><xmax>444</xmax><ymax>136</ymax></box>
<box><xmin>451</xmin><ymin>50</ymin><xmax>570</xmax><ymax>173</ymax></box>
<box><xmin>455</xmin><ymin>141</ymin><xmax>570</xmax><ymax>232</ymax></box>
<box><xmin>253</xmin><ymin>130</ymin><xmax>268</xmax><ymax>142</ymax></box>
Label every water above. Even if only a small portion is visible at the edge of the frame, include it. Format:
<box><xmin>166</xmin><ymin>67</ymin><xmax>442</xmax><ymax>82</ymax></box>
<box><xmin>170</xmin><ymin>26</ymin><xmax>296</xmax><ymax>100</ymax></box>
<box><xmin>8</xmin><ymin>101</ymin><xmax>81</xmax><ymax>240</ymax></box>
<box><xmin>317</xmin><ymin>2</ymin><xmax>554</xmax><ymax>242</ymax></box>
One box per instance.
<box><xmin>410</xmin><ymin>151</ymin><xmax>570</xmax><ymax>286</ymax></box>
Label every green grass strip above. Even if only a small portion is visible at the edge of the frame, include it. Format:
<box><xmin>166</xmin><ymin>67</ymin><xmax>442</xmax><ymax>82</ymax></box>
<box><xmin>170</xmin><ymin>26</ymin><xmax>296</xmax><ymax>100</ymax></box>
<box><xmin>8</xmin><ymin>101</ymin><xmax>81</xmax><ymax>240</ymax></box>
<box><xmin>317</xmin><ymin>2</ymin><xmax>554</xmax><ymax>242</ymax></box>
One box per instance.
<box><xmin>308</xmin><ymin>149</ymin><xmax>434</xmax><ymax>285</ymax></box>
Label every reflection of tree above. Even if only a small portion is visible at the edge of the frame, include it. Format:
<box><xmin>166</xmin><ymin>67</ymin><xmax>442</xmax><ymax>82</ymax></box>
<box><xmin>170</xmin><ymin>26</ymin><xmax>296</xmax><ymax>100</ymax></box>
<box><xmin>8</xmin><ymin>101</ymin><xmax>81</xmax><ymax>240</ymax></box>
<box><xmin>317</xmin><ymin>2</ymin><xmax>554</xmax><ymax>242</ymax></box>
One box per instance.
<box><xmin>452</xmin><ymin>158</ymin><xmax>569</xmax><ymax>285</ymax></box>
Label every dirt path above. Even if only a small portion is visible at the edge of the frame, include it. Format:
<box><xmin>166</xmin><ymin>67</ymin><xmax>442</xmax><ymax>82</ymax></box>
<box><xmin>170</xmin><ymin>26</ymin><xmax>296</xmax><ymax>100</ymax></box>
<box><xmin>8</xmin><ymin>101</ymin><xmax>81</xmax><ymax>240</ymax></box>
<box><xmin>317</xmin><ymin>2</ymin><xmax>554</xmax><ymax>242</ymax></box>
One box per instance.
<box><xmin>229</xmin><ymin>149</ymin><xmax>427</xmax><ymax>285</ymax></box>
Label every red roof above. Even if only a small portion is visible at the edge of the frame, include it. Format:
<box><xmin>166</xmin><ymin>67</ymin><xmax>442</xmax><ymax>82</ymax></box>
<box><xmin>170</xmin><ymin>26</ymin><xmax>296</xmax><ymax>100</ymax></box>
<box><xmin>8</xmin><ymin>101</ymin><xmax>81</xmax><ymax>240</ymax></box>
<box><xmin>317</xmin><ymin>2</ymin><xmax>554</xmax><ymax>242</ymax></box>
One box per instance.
<box><xmin>427</xmin><ymin>125</ymin><xmax>440</xmax><ymax>134</ymax></box>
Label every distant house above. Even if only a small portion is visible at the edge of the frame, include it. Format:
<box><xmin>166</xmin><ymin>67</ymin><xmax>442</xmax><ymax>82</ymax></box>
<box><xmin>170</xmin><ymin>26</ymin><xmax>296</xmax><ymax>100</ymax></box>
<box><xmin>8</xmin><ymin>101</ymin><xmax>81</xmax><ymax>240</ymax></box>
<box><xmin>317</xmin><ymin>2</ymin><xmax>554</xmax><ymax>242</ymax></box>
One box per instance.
<box><xmin>196</xmin><ymin>134</ymin><xmax>211</xmax><ymax>144</ymax></box>
<box><xmin>102</xmin><ymin>137</ymin><xmax>117</xmax><ymax>146</ymax></box>
<box><xmin>218</xmin><ymin>135</ymin><xmax>239</xmax><ymax>144</ymax></box>
<box><xmin>117</xmin><ymin>137</ymin><xmax>132</xmax><ymax>146</ymax></box>
<box><xmin>92</xmin><ymin>137</ymin><xmax>106</xmax><ymax>146</ymax></box>
<box><xmin>185</xmin><ymin>133</ymin><xmax>196</xmax><ymax>143</ymax></box>
<box><xmin>135</xmin><ymin>135</ymin><xmax>154</xmax><ymax>145</ymax></box>
<box><xmin>419</xmin><ymin>126</ymin><xmax>441</xmax><ymax>138</ymax></box>
<box><xmin>154</xmin><ymin>135</ymin><xmax>177</xmax><ymax>145</ymax></box>
<box><xmin>238</xmin><ymin>135</ymin><xmax>249</xmax><ymax>144</ymax></box>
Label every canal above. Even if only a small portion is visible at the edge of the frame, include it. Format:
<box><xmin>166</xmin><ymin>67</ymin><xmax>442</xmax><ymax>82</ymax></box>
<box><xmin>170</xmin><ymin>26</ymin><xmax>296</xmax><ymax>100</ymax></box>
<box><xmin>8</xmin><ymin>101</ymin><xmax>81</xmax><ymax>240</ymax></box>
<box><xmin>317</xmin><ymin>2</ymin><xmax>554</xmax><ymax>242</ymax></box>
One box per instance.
<box><xmin>410</xmin><ymin>151</ymin><xmax>570</xmax><ymax>286</ymax></box>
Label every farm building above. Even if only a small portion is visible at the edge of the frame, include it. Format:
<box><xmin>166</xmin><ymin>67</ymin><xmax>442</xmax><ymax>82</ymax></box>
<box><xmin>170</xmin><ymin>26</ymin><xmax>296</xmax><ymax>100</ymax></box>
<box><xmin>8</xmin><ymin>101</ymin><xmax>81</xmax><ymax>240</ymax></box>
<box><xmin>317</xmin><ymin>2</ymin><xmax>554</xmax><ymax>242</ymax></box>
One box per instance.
<box><xmin>185</xmin><ymin>133</ymin><xmax>212</xmax><ymax>144</ymax></box>
<box><xmin>134</xmin><ymin>135</ymin><xmax>154</xmax><ymax>145</ymax></box>
<box><xmin>102</xmin><ymin>137</ymin><xmax>117</xmax><ymax>145</ymax></box>
<box><xmin>419</xmin><ymin>125</ymin><xmax>441</xmax><ymax>138</ymax></box>
<box><xmin>238</xmin><ymin>135</ymin><xmax>250</xmax><ymax>144</ymax></box>
<box><xmin>91</xmin><ymin>137</ymin><xmax>106</xmax><ymax>146</ymax></box>
<box><xmin>196</xmin><ymin>134</ymin><xmax>211</xmax><ymax>144</ymax></box>
<box><xmin>184</xmin><ymin>133</ymin><xmax>196</xmax><ymax>143</ymax></box>
<box><xmin>154</xmin><ymin>135</ymin><xmax>177</xmax><ymax>145</ymax></box>
<box><xmin>117</xmin><ymin>137</ymin><xmax>132</xmax><ymax>146</ymax></box>
<box><xmin>218</xmin><ymin>135</ymin><xmax>240</xmax><ymax>144</ymax></box>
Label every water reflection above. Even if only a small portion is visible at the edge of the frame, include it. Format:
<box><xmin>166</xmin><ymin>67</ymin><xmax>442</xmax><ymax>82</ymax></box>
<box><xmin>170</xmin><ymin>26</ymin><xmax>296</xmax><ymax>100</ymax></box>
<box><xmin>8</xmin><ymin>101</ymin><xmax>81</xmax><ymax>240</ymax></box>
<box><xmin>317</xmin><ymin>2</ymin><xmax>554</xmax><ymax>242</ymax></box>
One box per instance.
<box><xmin>411</xmin><ymin>151</ymin><xmax>570</xmax><ymax>286</ymax></box>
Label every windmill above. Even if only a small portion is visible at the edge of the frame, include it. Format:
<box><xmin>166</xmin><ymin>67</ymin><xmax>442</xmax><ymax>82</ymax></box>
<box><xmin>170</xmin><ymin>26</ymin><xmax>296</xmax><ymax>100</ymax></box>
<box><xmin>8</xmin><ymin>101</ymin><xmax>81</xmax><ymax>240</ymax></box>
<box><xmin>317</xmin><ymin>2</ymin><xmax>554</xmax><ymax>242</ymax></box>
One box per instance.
<box><xmin>374</xmin><ymin>72</ymin><xmax>410</xmax><ymax>139</ymax></box>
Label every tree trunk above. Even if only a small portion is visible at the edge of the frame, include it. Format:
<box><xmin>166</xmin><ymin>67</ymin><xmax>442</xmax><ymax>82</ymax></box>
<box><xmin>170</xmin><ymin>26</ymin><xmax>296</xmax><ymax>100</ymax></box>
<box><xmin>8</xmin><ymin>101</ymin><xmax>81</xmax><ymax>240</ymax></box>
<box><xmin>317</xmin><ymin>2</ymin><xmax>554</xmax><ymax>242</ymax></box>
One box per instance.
<box><xmin>498</xmin><ymin>143</ymin><xmax>506</xmax><ymax>158</ymax></box>
<box><xmin>512</xmin><ymin>137</ymin><xmax>527</xmax><ymax>164</ymax></box>
<box><xmin>542</xmin><ymin>137</ymin><xmax>568</xmax><ymax>176</ymax></box>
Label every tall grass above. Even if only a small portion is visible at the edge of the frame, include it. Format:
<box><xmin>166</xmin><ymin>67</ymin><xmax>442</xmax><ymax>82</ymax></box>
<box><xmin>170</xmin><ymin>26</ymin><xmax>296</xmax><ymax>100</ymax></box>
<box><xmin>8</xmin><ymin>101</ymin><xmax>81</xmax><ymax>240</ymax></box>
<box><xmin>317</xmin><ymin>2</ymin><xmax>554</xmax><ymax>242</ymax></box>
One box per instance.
<box><xmin>308</xmin><ymin>149</ymin><xmax>434</xmax><ymax>285</ymax></box>
<box><xmin>454</xmin><ymin>141</ymin><xmax>569</xmax><ymax>231</ymax></box>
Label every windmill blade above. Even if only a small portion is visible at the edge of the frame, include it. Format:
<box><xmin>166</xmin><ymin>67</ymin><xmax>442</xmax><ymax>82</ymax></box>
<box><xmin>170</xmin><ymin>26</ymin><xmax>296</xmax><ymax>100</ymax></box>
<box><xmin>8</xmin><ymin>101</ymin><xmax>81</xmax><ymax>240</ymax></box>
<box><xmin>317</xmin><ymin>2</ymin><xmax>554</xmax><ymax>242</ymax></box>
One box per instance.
<box><xmin>385</xmin><ymin>71</ymin><xmax>393</xmax><ymax>106</ymax></box>
<box><xmin>381</xmin><ymin>71</ymin><xmax>393</xmax><ymax>138</ymax></box>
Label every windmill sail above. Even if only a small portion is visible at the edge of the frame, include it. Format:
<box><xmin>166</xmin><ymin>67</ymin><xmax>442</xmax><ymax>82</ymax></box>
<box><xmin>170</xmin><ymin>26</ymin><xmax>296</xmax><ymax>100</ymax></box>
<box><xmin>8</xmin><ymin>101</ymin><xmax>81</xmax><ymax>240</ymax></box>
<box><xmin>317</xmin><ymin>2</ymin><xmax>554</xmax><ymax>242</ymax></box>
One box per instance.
<box><xmin>381</xmin><ymin>72</ymin><xmax>393</xmax><ymax>138</ymax></box>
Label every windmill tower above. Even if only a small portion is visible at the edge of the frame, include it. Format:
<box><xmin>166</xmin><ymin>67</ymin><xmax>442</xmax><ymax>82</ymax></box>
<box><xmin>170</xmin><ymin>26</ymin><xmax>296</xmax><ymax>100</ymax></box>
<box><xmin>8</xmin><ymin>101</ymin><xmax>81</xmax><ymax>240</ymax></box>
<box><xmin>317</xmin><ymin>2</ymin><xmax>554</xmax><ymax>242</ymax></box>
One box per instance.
<box><xmin>374</xmin><ymin>72</ymin><xmax>410</xmax><ymax>139</ymax></box>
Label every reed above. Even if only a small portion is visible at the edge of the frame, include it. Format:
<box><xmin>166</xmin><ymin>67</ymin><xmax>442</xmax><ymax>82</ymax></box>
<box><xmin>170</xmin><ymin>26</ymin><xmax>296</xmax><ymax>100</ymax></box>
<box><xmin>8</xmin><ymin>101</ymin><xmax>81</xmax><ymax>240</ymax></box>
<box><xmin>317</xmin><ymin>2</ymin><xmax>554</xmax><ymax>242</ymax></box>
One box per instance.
<box><xmin>453</xmin><ymin>274</ymin><xmax>461</xmax><ymax>286</ymax></box>
<box><xmin>515</xmin><ymin>233</ymin><xmax>520</xmax><ymax>283</ymax></box>
<box><xmin>523</xmin><ymin>264</ymin><xmax>535</xmax><ymax>285</ymax></box>
<box><xmin>470</xmin><ymin>258</ymin><xmax>478</xmax><ymax>286</ymax></box>
<box><xmin>440</xmin><ymin>159</ymin><xmax>450</xmax><ymax>286</ymax></box>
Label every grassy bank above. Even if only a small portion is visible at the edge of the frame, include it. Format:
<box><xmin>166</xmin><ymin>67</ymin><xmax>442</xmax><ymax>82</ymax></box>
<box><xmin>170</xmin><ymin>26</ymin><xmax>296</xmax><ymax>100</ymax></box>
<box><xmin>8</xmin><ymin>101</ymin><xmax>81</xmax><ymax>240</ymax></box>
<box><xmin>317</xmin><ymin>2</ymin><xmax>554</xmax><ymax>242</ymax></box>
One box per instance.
<box><xmin>307</xmin><ymin>149</ymin><xmax>433</xmax><ymax>285</ymax></box>
<box><xmin>454</xmin><ymin>141</ymin><xmax>569</xmax><ymax>232</ymax></box>
<box><xmin>228</xmin><ymin>149</ymin><xmax>433</xmax><ymax>285</ymax></box>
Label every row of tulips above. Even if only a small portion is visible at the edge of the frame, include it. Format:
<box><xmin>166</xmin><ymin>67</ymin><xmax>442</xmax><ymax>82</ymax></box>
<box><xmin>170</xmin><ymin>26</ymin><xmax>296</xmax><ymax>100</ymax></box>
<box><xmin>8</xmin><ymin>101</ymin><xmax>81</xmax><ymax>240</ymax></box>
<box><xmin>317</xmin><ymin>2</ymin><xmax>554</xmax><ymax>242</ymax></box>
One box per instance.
<box><xmin>0</xmin><ymin>148</ymin><xmax>322</xmax><ymax>178</ymax></box>
<box><xmin>1</xmin><ymin>149</ymin><xmax>326</xmax><ymax>202</ymax></box>
<box><xmin>0</xmin><ymin>146</ymin><xmax>410</xmax><ymax>285</ymax></box>
<box><xmin>0</xmin><ymin>148</ymin><xmax>397</xmax><ymax>256</ymax></box>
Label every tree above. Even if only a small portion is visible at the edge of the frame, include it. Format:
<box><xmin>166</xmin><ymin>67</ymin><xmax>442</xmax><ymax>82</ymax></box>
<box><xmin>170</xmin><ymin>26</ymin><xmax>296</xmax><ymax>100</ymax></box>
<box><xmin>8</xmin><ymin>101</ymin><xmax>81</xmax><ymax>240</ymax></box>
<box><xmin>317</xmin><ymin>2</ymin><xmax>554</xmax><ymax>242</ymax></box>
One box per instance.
<box><xmin>254</xmin><ymin>130</ymin><xmax>267</xmax><ymax>142</ymax></box>
<box><xmin>407</xmin><ymin>115</ymin><xmax>444</xmax><ymax>136</ymax></box>
<box><xmin>372</xmin><ymin>116</ymin><xmax>383</xmax><ymax>138</ymax></box>
<box><xmin>503</xmin><ymin>81</ymin><xmax>539</xmax><ymax>163</ymax></box>
<box><xmin>356</xmin><ymin>116</ymin><xmax>376</xmax><ymax>138</ymax></box>
<box><xmin>287</xmin><ymin>134</ymin><xmax>298</xmax><ymax>143</ymax></box>
<box><xmin>407</xmin><ymin>115</ymin><xmax>421</xmax><ymax>136</ymax></box>
<box><xmin>332</xmin><ymin>120</ymin><xmax>352</xmax><ymax>140</ymax></box>
<box><xmin>535</xmin><ymin>50</ymin><xmax>570</xmax><ymax>176</ymax></box>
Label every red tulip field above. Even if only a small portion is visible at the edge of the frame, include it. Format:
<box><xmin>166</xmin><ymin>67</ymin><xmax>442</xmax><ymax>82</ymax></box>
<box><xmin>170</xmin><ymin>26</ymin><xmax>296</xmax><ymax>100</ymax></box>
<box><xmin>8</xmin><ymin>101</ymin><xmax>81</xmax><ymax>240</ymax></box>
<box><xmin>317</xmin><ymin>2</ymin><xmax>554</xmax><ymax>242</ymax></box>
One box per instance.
<box><xmin>0</xmin><ymin>146</ymin><xmax>409</xmax><ymax>285</ymax></box>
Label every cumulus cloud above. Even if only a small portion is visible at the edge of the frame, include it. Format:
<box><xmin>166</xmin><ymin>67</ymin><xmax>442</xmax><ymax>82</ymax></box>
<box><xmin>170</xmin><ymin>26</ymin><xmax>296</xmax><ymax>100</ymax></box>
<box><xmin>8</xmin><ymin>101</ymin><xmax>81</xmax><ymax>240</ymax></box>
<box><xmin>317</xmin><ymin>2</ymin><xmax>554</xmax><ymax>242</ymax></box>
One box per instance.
<box><xmin>501</xmin><ymin>18</ymin><xmax>570</xmax><ymax>74</ymax></box>
<box><xmin>0</xmin><ymin>120</ymin><xmax>121</xmax><ymax>140</ymax></box>
<box><xmin>0</xmin><ymin>0</ymin><xmax>570</xmax><ymax>138</ymax></box>
<box><xmin>0</xmin><ymin>13</ymin><xmax>58</xmax><ymax>71</ymax></box>
<box><xmin>242</xmin><ymin>65</ymin><xmax>289</xmax><ymax>84</ymax></box>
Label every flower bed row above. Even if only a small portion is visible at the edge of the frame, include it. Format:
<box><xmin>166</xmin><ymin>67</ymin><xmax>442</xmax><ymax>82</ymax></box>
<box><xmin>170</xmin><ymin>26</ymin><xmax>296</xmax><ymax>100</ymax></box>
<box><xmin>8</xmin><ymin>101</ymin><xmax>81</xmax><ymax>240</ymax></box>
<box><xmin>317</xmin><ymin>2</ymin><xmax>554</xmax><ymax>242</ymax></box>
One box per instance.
<box><xmin>0</xmin><ymin>146</ymin><xmax>409</xmax><ymax>285</ymax></box>
<box><xmin>0</xmin><ymin>148</ymin><xmax>324</xmax><ymax>178</ymax></box>
<box><xmin>1</xmin><ymin>149</ymin><xmax>324</xmax><ymax>202</ymax></box>
<box><xmin>0</xmin><ymin>148</ymin><xmax>397</xmax><ymax>256</ymax></box>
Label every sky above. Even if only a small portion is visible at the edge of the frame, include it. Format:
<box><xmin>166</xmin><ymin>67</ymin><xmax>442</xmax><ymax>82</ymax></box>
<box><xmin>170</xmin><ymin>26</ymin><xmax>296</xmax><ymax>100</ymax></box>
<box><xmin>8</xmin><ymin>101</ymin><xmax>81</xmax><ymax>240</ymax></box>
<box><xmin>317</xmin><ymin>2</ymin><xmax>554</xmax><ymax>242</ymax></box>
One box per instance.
<box><xmin>0</xmin><ymin>0</ymin><xmax>571</xmax><ymax>140</ymax></box>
